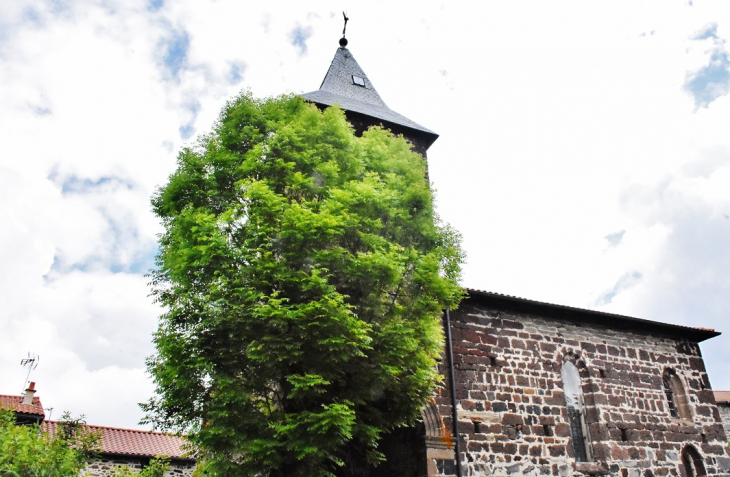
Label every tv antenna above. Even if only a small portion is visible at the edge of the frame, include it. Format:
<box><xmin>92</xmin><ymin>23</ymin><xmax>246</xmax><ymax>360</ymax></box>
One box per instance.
<box><xmin>20</xmin><ymin>352</ymin><xmax>39</xmax><ymax>394</ymax></box>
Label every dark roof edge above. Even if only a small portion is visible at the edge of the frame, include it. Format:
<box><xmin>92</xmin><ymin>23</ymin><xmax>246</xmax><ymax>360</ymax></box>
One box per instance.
<box><xmin>96</xmin><ymin>451</ymin><xmax>195</xmax><ymax>462</ymax></box>
<box><xmin>303</xmin><ymin>93</ymin><xmax>438</xmax><ymax>135</ymax></box>
<box><xmin>334</xmin><ymin>107</ymin><xmax>439</xmax><ymax>147</ymax></box>
<box><xmin>12</xmin><ymin>411</ymin><xmax>45</xmax><ymax>420</ymax></box>
<box><xmin>463</xmin><ymin>289</ymin><xmax>721</xmax><ymax>343</ymax></box>
<box><xmin>303</xmin><ymin>98</ymin><xmax>439</xmax><ymax>151</ymax></box>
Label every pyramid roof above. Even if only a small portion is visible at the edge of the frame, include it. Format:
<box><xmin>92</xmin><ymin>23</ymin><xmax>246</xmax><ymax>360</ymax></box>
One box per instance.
<box><xmin>303</xmin><ymin>46</ymin><xmax>437</xmax><ymax>140</ymax></box>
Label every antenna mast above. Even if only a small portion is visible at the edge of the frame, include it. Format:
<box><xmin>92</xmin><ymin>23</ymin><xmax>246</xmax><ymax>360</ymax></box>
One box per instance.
<box><xmin>20</xmin><ymin>352</ymin><xmax>39</xmax><ymax>394</ymax></box>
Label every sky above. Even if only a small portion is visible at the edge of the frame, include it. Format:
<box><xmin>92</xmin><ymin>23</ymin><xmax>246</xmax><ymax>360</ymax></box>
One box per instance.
<box><xmin>1</xmin><ymin>0</ymin><xmax>729</xmax><ymax>429</ymax></box>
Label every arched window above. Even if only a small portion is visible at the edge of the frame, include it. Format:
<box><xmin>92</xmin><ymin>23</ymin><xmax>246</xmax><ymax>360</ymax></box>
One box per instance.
<box><xmin>663</xmin><ymin>369</ymin><xmax>692</xmax><ymax>420</ymax></box>
<box><xmin>561</xmin><ymin>360</ymin><xmax>592</xmax><ymax>462</ymax></box>
<box><xmin>681</xmin><ymin>445</ymin><xmax>706</xmax><ymax>477</ymax></box>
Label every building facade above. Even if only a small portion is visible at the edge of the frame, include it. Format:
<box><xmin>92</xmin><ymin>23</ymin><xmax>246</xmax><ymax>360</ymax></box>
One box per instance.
<box><xmin>426</xmin><ymin>290</ymin><xmax>730</xmax><ymax>477</ymax></box>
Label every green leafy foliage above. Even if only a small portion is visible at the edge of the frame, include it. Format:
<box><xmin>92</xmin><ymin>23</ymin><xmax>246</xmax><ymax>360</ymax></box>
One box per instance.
<box><xmin>109</xmin><ymin>457</ymin><xmax>169</xmax><ymax>477</ymax></box>
<box><xmin>144</xmin><ymin>92</ymin><xmax>464</xmax><ymax>476</ymax></box>
<box><xmin>0</xmin><ymin>410</ymin><xmax>98</xmax><ymax>477</ymax></box>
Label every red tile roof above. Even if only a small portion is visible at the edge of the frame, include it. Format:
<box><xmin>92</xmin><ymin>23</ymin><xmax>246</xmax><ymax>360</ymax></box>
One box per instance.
<box><xmin>42</xmin><ymin>421</ymin><xmax>192</xmax><ymax>459</ymax></box>
<box><xmin>714</xmin><ymin>391</ymin><xmax>730</xmax><ymax>403</ymax></box>
<box><xmin>0</xmin><ymin>393</ymin><xmax>45</xmax><ymax>416</ymax></box>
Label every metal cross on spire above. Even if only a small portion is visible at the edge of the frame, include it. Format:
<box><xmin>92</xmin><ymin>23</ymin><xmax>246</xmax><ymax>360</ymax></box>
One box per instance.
<box><xmin>340</xmin><ymin>12</ymin><xmax>349</xmax><ymax>47</ymax></box>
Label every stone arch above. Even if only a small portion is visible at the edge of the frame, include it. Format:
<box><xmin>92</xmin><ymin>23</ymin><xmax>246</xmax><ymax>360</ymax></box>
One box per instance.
<box><xmin>681</xmin><ymin>444</ymin><xmax>707</xmax><ymax>477</ymax></box>
<box><xmin>421</xmin><ymin>399</ymin><xmax>454</xmax><ymax>450</ymax></box>
<box><xmin>561</xmin><ymin>349</ymin><xmax>589</xmax><ymax>374</ymax></box>
<box><xmin>421</xmin><ymin>400</ymin><xmax>445</xmax><ymax>440</ymax></box>
<box><xmin>560</xmin><ymin>352</ymin><xmax>592</xmax><ymax>462</ymax></box>
<box><xmin>663</xmin><ymin>368</ymin><xmax>692</xmax><ymax>420</ymax></box>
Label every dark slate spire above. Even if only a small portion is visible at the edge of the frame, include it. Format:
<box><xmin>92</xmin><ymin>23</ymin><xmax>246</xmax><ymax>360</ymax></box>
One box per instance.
<box><xmin>303</xmin><ymin>44</ymin><xmax>438</xmax><ymax>154</ymax></box>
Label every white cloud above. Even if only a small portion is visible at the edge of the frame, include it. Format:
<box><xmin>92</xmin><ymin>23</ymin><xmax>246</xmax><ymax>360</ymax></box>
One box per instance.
<box><xmin>289</xmin><ymin>24</ymin><xmax>314</xmax><ymax>56</ymax></box>
<box><xmin>684</xmin><ymin>23</ymin><xmax>730</xmax><ymax>108</ymax></box>
<box><xmin>572</xmin><ymin>140</ymin><xmax>730</xmax><ymax>388</ymax></box>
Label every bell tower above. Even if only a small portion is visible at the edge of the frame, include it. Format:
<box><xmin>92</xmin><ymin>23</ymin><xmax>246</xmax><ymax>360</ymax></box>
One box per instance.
<box><xmin>302</xmin><ymin>28</ymin><xmax>439</xmax><ymax>477</ymax></box>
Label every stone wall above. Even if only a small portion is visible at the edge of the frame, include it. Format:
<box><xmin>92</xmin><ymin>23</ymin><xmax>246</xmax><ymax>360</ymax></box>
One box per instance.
<box><xmin>83</xmin><ymin>456</ymin><xmax>195</xmax><ymax>477</ymax></box>
<box><xmin>718</xmin><ymin>403</ymin><xmax>730</xmax><ymax>443</ymax></box>
<box><xmin>429</xmin><ymin>298</ymin><xmax>730</xmax><ymax>477</ymax></box>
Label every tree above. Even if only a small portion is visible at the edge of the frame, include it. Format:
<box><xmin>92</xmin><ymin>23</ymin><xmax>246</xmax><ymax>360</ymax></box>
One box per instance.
<box><xmin>0</xmin><ymin>410</ymin><xmax>98</xmax><ymax>476</ymax></box>
<box><xmin>143</xmin><ymin>92</ymin><xmax>464</xmax><ymax>476</ymax></box>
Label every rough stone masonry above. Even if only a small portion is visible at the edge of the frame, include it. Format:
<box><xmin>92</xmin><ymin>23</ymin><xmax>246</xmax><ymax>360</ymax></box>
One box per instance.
<box><xmin>427</xmin><ymin>290</ymin><xmax>730</xmax><ymax>477</ymax></box>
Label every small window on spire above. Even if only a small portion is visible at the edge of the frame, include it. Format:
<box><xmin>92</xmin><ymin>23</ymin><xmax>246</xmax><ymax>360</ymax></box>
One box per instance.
<box><xmin>352</xmin><ymin>75</ymin><xmax>365</xmax><ymax>87</ymax></box>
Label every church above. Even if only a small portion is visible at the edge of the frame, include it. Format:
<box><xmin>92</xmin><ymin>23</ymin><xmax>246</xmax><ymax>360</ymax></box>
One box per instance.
<box><xmin>303</xmin><ymin>35</ymin><xmax>730</xmax><ymax>477</ymax></box>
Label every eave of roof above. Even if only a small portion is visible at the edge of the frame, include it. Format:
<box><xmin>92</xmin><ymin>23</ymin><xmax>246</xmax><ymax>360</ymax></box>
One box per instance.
<box><xmin>464</xmin><ymin>288</ymin><xmax>721</xmax><ymax>343</ymax></box>
<box><xmin>303</xmin><ymin>90</ymin><xmax>437</xmax><ymax>136</ymax></box>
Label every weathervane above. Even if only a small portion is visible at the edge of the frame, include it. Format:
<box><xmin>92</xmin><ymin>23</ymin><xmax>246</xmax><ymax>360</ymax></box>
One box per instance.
<box><xmin>340</xmin><ymin>11</ymin><xmax>349</xmax><ymax>47</ymax></box>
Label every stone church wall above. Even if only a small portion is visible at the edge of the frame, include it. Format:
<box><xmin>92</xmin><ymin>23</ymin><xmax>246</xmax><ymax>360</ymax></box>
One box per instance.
<box><xmin>718</xmin><ymin>403</ymin><xmax>730</xmax><ymax>443</ymax></box>
<box><xmin>83</xmin><ymin>456</ymin><xmax>195</xmax><ymax>477</ymax></box>
<box><xmin>429</xmin><ymin>299</ymin><xmax>730</xmax><ymax>477</ymax></box>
